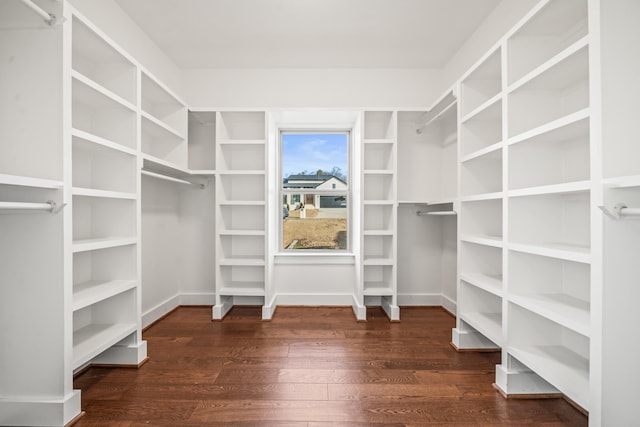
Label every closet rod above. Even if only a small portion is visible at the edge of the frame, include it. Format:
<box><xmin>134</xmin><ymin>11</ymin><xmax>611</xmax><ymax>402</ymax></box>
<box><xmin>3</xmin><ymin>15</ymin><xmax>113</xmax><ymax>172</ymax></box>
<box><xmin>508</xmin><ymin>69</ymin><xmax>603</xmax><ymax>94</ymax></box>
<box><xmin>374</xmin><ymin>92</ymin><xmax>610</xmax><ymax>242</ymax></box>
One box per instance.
<box><xmin>0</xmin><ymin>201</ymin><xmax>56</xmax><ymax>212</ymax></box>
<box><xmin>416</xmin><ymin>99</ymin><xmax>457</xmax><ymax>134</ymax></box>
<box><xmin>600</xmin><ymin>203</ymin><xmax>640</xmax><ymax>219</ymax></box>
<box><xmin>19</xmin><ymin>0</ymin><xmax>57</xmax><ymax>25</ymax></box>
<box><xmin>141</xmin><ymin>170</ymin><xmax>206</xmax><ymax>189</ymax></box>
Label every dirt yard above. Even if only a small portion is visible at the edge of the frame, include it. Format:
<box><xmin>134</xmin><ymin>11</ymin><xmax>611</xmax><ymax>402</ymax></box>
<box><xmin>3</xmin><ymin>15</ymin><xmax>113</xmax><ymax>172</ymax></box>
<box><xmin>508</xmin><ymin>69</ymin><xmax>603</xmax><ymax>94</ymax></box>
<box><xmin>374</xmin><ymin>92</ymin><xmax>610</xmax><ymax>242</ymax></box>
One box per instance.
<box><xmin>284</xmin><ymin>209</ymin><xmax>347</xmax><ymax>249</ymax></box>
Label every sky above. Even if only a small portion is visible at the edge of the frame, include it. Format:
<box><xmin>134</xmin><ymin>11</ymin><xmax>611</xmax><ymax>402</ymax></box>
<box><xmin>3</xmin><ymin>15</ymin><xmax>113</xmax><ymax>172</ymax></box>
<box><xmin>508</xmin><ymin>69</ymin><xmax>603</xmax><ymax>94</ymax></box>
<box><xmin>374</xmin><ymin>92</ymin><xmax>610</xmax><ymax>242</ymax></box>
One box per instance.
<box><xmin>282</xmin><ymin>133</ymin><xmax>348</xmax><ymax>180</ymax></box>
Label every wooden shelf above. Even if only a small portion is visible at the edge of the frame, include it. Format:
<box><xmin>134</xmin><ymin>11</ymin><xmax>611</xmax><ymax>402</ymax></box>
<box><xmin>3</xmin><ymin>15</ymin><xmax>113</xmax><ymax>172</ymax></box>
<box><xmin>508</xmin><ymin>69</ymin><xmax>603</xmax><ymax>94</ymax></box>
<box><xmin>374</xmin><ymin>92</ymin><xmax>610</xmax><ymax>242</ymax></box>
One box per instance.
<box><xmin>218</xmin><ymin>139</ymin><xmax>265</xmax><ymax>145</ymax></box>
<box><xmin>508</xmin><ymin>181</ymin><xmax>591</xmax><ymax>198</ymax></box>
<box><xmin>71</xmin><ymin>70</ymin><xmax>135</xmax><ymax>112</ymax></box>
<box><xmin>218</xmin><ymin>229</ymin><xmax>265</xmax><ymax>236</ymax></box>
<box><xmin>363</xmin><ymin>258</ymin><xmax>394</xmax><ymax>266</ymax></box>
<box><xmin>363</xmin><ymin>138</ymin><xmax>395</xmax><ymax>144</ymax></box>
<box><xmin>141</xmin><ymin>111</ymin><xmax>185</xmax><ymax>141</ymax></box>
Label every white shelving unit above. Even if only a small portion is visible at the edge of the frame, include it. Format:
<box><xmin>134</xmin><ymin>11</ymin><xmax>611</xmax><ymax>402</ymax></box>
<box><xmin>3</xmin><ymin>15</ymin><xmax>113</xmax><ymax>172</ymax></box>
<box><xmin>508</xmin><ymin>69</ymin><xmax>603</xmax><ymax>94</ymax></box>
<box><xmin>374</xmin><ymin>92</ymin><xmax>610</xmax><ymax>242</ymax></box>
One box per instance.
<box><xmin>213</xmin><ymin>111</ymin><xmax>267</xmax><ymax>320</ymax></box>
<box><xmin>0</xmin><ymin>2</ymin><xmax>78</xmax><ymax>425</ymax></box>
<box><xmin>361</xmin><ymin>111</ymin><xmax>398</xmax><ymax>320</ymax></box>
<box><xmin>453</xmin><ymin>0</ymin><xmax>597</xmax><ymax>413</ymax></box>
<box><xmin>69</xmin><ymin>10</ymin><xmax>147</xmax><ymax>376</ymax></box>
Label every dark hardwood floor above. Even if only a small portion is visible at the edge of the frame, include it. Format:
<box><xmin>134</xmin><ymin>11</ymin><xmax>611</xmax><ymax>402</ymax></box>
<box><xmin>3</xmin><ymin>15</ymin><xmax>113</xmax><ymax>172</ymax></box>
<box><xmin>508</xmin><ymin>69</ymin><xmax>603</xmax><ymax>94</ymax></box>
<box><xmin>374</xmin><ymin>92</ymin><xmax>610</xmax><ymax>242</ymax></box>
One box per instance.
<box><xmin>73</xmin><ymin>306</ymin><xmax>587</xmax><ymax>426</ymax></box>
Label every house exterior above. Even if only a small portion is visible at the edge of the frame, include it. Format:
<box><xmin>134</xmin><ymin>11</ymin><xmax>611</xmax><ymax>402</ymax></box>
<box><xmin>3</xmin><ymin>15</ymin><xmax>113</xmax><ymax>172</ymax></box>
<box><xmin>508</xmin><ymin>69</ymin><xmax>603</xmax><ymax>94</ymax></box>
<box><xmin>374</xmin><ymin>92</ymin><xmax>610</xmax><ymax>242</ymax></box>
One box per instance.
<box><xmin>283</xmin><ymin>174</ymin><xmax>347</xmax><ymax>209</ymax></box>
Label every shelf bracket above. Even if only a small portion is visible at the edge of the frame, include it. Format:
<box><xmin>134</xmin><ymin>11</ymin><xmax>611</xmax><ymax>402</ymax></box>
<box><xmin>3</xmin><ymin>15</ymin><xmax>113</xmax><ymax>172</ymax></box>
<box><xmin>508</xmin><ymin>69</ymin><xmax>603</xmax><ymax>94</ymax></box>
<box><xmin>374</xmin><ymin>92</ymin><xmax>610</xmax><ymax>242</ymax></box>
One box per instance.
<box><xmin>599</xmin><ymin>202</ymin><xmax>640</xmax><ymax>220</ymax></box>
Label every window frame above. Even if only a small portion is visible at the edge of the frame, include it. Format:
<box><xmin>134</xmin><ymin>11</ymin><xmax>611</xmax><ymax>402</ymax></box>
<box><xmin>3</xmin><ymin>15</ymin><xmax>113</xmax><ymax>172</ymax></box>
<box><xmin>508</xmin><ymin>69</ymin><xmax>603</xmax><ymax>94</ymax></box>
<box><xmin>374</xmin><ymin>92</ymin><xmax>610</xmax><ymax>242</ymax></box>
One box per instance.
<box><xmin>279</xmin><ymin>129</ymin><xmax>351</xmax><ymax>253</ymax></box>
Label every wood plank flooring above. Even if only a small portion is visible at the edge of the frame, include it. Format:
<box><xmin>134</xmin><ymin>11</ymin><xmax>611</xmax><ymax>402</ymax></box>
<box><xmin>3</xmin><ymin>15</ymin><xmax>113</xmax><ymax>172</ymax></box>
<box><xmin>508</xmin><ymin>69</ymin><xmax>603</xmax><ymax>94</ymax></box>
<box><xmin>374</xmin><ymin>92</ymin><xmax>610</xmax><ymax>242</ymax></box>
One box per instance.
<box><xmin>73</xmin><ymin>306</ymin><xmax>587</xmax><ymax>426</ymax></box>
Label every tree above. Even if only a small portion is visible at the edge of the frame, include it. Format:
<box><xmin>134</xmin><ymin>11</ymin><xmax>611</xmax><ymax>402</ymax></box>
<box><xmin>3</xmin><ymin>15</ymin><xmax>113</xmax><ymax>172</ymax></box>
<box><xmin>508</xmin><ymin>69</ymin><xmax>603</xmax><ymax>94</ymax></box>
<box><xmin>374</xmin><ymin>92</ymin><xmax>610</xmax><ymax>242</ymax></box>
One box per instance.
<box><xmin>329</xmin><ymin>166</ymin><xmax>347</xmax><ymax>182</ymax></box>
<box><xmin>316</xmin><ymin>169</ymin><xmax>324</xmax><ymax>176</ymax></box>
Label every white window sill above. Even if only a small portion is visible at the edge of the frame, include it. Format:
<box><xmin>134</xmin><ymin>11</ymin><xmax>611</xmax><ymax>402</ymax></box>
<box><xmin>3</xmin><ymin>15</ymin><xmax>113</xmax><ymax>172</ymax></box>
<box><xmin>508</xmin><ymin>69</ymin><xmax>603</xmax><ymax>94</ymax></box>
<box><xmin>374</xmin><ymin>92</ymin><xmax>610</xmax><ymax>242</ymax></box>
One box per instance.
<box><xmin>274</xmin><ymin>252</ymin><xmax>356</xmax><ymax>265</ymax></box>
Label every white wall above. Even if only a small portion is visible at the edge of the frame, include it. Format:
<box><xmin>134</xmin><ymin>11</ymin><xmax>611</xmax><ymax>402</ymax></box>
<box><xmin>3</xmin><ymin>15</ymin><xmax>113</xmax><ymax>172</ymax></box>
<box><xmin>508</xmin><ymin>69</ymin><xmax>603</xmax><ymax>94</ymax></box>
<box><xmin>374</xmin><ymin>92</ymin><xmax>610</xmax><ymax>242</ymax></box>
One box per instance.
<box><xmin>439</xmin><ymin>0</ymin><xmax>538</xmax><ymax>94</ymax></box>
<box><xmin>67</xmin><ymin>0</ymin><xmax>183</xmax><ymax>98</ymax></box>
<box><xmin>183</xmin><ymin>68</ymin><xmax>441</xmax><ymax>109</ymax></box>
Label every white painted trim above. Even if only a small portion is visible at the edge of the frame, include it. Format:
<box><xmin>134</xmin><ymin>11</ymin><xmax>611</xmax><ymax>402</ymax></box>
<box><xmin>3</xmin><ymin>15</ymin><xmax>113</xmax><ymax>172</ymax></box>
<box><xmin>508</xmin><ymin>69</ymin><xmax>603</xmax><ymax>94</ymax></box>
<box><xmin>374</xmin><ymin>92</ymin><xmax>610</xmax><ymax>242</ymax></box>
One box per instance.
<box><xmin>351</xmin><ymin>293</ymin><xmax>367</xmax><ymax>321</ymax></box>
<box><xmin>440</xmin><ymin>294</ymin><xmax>457</xmax><ymax>316</ymax></box>
<box><xmin>0</xmin><ymin>390</ymin><xmax>81</xmax><ymax>427</ymax></box>
<box><xmin>397</xmin><ymin>292</ymin><xmax>442</xmax><ymax>306</ymax></box>
<box><xmin>275</xmin><ymin>293</ymin><xmax>354</xmax><ymax>306</ymax></box>
<box><xmin>141</xmin><ymin>294</ymin><xmax>181</xmax><ymax>329</ymax></box>
<box><xmin>179</xmin><ymin>292</ymin><xmax>215</xmax><ymax>306</ymax></box>
<box><xmin>212</xmin><ymin>296</ymin><xmax>234</xmax><ymax>320</ymax></box>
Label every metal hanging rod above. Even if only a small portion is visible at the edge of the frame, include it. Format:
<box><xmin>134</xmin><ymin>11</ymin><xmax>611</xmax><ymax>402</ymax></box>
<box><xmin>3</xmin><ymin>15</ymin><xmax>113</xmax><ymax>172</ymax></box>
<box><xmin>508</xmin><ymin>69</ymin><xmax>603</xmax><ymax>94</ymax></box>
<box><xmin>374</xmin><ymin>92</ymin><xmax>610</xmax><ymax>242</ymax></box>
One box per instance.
<box><xmin>141</xmin><ymin>170</ymin><xmax>207</xmax><ymax>189</ymax></box>
<box><xmin>0</xmin><ymin>200</ymin><xmax>60</xmax><ymax>213</ymax></box>
<box><xmin>599</xmin><ymin>203</ymin><xmax>640</xmax><ymax>220</ymax></box>
<box><xmin>19</xmin><ymin>0</ymin><xmax>57</xmax><ymax>26</ymax></box>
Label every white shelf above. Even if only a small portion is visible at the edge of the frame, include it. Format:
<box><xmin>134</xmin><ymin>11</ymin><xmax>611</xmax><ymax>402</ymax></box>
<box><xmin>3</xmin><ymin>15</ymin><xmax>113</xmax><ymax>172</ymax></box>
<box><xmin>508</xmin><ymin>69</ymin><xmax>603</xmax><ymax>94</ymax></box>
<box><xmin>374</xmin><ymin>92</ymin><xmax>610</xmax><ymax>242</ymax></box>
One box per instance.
<box><xmin>72</xmin><ymin>187</ymin><xmax>136</xmax><ymax>200</ymax></box>
<box><xmin>460</xmin><ymin>235</ymin><xmax>503</xmax><ymax>248</ymax></box>
<box><xmin>508</xmin><ymin>344</ymin><xmax>589</xmax><ymax>409</ymax></box>
<box><xmin>72</xmin><ymin>237</ymin><xmax>137</xmax><ymax>253</ymax></box>
<box><xmin>141</xmin><ymin>111</ymin><xmax>185</xmax><ymax>141</ymax></box>
<box><xmin>459</xmin><ymin>192</ymin><xmax>503</xmax><ymax>202</ymax></box>
<box><xmin>141</xmin><ymin>153</ymin><xmax>192</xmax><ymax>177</ymax></box>
<box><xmin>73</xmin><ymin>280</ymin><xmax>137</xmax><ymax>312</ymax></box>
<box><xmin>508</xmin><ymin>181</ymin><xmax>591</xmax><ymax>198</ymax></box>
<box><xmin>363</xmin><ymin>230</ymin><xmax>394</xmax><ymax>236</ymax></box>
<box><xmin>460</xmin><ymin>312</ymin><xmax>503</xmax><ymax>346</ymax></box>
<box><xmin>460</xmin><ymin>273</ymin><xmax>503</xmax><ymax>297</ymax></box>
<box><xmin>218</xmin><ymin>257</ymin><xmax>266</xmax><ymax>266</ymax></box>
<box><xmin>460</xmin><ymin>93</ymin><xmax>502</xmax><ymax>124</ymax></box>
<box><xmin>217</xmin><ymin>287</ymin><xmax>265</xmax><ymax>297</ymax></box>
<box><xmin>363</xmin><ymin>200</ymin><xmax>395</xmax><ymax>206</ymax></box>
<box><xmin>508</xmin><ymin>36</ymin><xmax>589</xmax><ymax>94</ymax></box>
<box><xmin>460</xmin><ymin>142</ymin><xmax>503</xmax><ymax>164</ymax></box>
<box><xmin>71</xmin><ymin>128</ymin><xmax>137</xmax><ymax>156</ymax></box>
<box><xmin>363</xmin><ymin>169</ymin><xmax>394</xmax><ymax>175</ymax></box>
<box><xmin>218</xmin><ymin>139</ymin><xmax>265</xmax><ymax>145</ymax></box>
<box><xmin>603</xmin><ymin>175</ymin><xmax>640</xmax><ymax>189</ymax></box>
<box><xmin>217</xmin><ymin>170</ymin><xmax>265</xmax><ymax>176</ymax></box>
<box><xmin>218</xmin><ymin>229</ymin><xmax>265</xmax><ymax>236</ymax></box>
<box><xmin>509</xmin><ymin>242</ymin><xmax>590</xmax><ymax>264</ymax></box>
<box><xmin>363</xmin><ymin>286</ymin><xmax>394</xmax><ymax>296</ymax></box>
<box><xmin>363</xmin><ymin>138</ymin><xmax>395</xmax><ymax>144</ymax></box>
<box><xmin>0</xmin><ymin>173</ymin><xmax>62</xmax><ymax>189</ymax></box>
<box><xmin>425</xmin><ymin>211</ymin><xmax>456</xmax><ymax>216</ymax></box>
<box><xmin>73</xmin><ymin>323</ymin><xmax>137</xmax><ymax>369</ymax></box>
<box><xmin>507</xmin><ymin>108</ymin><xmax>590</xmax><ymax>148</ymax></box>
<box><xmin>71</xmin><ymin>70</ymin><xmax>136</xmax><ymax>113</ymax></box>
<box><xmin>363</xmin><ymin>258</ymin><xmax>394</xmax><ymax>266</ymax></box>
<box><xmin>218</xmin><ymin>200</ymin><xmax>266</xmax><ymax>207</ymax></box>
<box><xmin>510</xmin><ymin>293</ymin><xmax>590</xmax><ymax>337</ymax></box>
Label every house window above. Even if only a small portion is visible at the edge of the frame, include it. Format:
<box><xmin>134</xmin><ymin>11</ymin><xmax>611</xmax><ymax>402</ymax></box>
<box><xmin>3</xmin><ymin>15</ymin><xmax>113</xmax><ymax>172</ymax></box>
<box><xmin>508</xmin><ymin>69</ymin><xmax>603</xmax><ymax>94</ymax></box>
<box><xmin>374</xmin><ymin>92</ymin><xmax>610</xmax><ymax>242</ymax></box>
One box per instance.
<box><xmin>281</xmin><ymin>131</ymin><xmax>349</xmax><ymax>251</ymax></box>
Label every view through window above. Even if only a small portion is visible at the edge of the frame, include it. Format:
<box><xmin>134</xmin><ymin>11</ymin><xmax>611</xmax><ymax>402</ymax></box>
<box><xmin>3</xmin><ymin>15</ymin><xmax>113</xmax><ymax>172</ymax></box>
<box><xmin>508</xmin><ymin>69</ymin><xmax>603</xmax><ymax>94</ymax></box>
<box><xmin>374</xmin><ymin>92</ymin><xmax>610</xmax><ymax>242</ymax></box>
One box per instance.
<box><xmin>281</xmin><ymin>132</ymin><xmax>349</xmax><ymax>250</ymax></box>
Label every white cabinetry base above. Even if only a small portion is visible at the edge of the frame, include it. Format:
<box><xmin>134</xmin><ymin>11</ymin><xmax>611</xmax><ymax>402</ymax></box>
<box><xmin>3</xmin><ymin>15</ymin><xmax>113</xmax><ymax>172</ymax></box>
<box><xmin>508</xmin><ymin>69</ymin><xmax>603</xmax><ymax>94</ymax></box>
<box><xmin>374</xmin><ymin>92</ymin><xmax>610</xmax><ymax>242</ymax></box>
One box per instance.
<box><xmin>0</xmin><ymin>390</ymin><xmax>81</xmax><ymax>427</ymax></box>
<box><xmin>494</xmin><ymin>364</ymin><xmax>560</xmax><ymax>397</ymax></box>
<box><xmin>90</xmin><ymin>339</ymin><xmax>148</xmax><ymax>367</ymax></box>
<box><xmin>381</xmin><ymin>296</ymin><xmax>400</xmax><ymax>321</ymax></box>
<box><xmin>212</xmin><ymin>296</ymin><xmax>234</xmax><ymax>320</ymax></box>
<box><xmin>451</xmin><ymin>327</ymin><xmax>500</xmax><ymax>350</ymax></box>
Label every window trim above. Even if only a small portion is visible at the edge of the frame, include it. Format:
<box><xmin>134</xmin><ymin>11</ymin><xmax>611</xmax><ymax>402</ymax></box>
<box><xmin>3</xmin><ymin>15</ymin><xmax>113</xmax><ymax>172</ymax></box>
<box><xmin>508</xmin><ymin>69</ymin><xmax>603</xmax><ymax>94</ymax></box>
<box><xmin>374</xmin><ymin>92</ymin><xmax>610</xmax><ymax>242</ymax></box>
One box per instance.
<box><xmin>279</xmin><ymin>130</ymin><xmax>351</xmax><ymax>254</ymax></box>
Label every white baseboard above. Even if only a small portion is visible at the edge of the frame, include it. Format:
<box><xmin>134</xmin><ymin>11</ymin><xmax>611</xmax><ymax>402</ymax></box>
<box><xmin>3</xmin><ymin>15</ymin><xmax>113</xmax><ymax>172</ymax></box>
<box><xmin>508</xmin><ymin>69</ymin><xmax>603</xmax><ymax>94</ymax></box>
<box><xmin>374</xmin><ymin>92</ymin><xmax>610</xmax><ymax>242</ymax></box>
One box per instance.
<box><xmin>397</xmin><ymin>293</ymin><xmax>442</xmax><ymax>306</ymax></box>
<box><xmin>275</xmin><ymin>293</ymin><xmax>354</xmax><ymax>306</ymax></box>
<box><xmin>0</xmin><ymin>390</ymin><xmax>81</xmax><ymax>427</ymax></box>
<box><xmin>142</xmin><ymin>294</ymin><xmax>181</xmax><ymax>329</ymax></box>
<box><xmin>142</xmin><ymin>292</ymin><xmax>215</xmax><ymax>328</ymax></box>
<box><xmin>440</xmin><ymin>294</ymin><xmax>457</xmax><ymax>316</ymax></box>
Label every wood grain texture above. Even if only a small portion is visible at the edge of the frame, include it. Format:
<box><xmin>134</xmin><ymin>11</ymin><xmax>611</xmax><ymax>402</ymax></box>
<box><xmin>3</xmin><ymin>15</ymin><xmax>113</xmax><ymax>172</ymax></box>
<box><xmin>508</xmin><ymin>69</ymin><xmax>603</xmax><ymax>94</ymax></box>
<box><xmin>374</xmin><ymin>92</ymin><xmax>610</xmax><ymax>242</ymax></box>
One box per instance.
<box><xmin>74</xmin><ymin>306</ymin><xmax>587</xmax><ymax>426</ymax></box>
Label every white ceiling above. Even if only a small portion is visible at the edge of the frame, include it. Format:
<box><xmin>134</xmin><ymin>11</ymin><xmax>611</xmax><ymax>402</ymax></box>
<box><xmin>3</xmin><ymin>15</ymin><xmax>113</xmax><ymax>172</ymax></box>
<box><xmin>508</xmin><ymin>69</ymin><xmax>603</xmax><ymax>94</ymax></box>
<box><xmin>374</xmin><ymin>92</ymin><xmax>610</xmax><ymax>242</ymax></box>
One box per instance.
<box><xmin>113</xmin><ymin>0</ymin><xmax>501</xmax><ymax>69</ymax></box>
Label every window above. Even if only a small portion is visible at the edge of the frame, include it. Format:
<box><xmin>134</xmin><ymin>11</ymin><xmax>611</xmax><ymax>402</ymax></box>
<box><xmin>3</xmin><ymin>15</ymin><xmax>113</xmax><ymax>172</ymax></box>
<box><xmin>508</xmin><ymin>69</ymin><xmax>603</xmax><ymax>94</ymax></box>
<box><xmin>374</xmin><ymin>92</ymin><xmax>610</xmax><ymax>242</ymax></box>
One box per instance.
<box><xmin>281</xmin><ymin>131</ymin><xmax>349</xmax><ymax>251</ymax></box>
